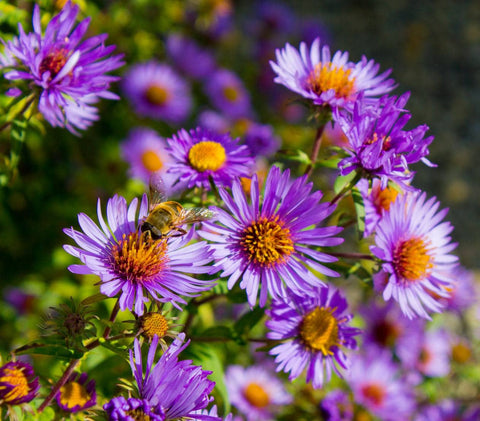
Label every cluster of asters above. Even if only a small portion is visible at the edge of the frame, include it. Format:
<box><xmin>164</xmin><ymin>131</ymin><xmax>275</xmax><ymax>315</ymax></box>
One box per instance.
<box><xmin>1</xmin><ymin>2</ymin><xmax>478</xmax><ymax>420</ymax></box>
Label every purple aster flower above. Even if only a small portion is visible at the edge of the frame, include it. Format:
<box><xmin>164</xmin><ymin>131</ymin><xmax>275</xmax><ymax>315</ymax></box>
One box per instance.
<box><xmin>166</xmin><ymin>34</ymin><xmax>216</xmax><ymax>80</ymax></box>
<box><xmin>243</xmin><ymin>122</ymin><xmax>281</xmax><ymax>158</ymax></box>
<box><xmin>104</xmin><ymin>397</ymin><xmax>165</xmax><ymax>420</ymax></box>
<box><xmin>165</xmin><ymin>126</ymin><xmax>253</xmax><ymax>191</ymax></box>
<box><xmin>3</xmin><ymin>287</ymin><xmax>36</xmax><ymax>315</ymax></box>
<box><xmin>55</xmin><ymin>372</ymin><xmax>96</xmax><ymax>413</ymax></box>
<box><xmin>199</xmin><ymin>165</ymin><xmax>344</xmax><ymax>306</ymax></box>
<box><xmin>0</xmin><ymin>361</ymin><xmax>39</xmax><ymax>405</ymax></box>
<box><xmin>439</xmin><ymin>265</ymin><xmax>477</xmax><ymax>312</ymax></box>
<box><xmin>371</xmin><ymin>191</ymin><xmax>459</xmax><ymax>319</ymax></box>
<box><xmin>120</xmin><ymin>127</ymin><xmax>172</xmax><ymax>185</ymax></box>
<box><xmin>270</xmin><ymin>37</ymin><xmax>395</xmax><ymax>111</ymax></box>
<box><xmin>225</xmin><ymin>365</ymin><xmax>291</xmax><ymax>421</ymax></box>
<box><xmin>128</xmin><ymin>333</ymin><xmax>218</xmax><ymax>420</ymax></box>
<box><xmin>63</xmin><ymin>194</ymin><xmax>215</xmax><ymax>315</ymax></box>
<box><xmin>1</xmin><ymin>2</ymin><xmax>124</xmax><ymax>134</ymax></box>
<box><xmin>204</xmin><ymin>69</ymin><xmax>253</xmax><ymax>119</ymax></box>
<box><xmin>266</xmin><ymin>285</ymin><xmax>360</xmax><ymax>389</ymax></box>
<box><xmin>415</xmin><ymin>400</ymin><xmax>480</xmax><ymax>421</ymax></box>
<box><xmin>319</xmin><ymin>390</ymin><xmax>354</xmax><ymax>421</ymax></box>
<box><xmin>197</xmin><ymin>110</ymin><xmax>231</xmax><ymax>133</ymax></box>
<box><xmin>122</xmin><ymin>61</ymin><xmax>191</xmax><ymax>123</ymax></box>
<box><xmin>335</xmin><ymin>93</ymin><xmax>435</xmax><ymax>189</ymax></box>
<box><xmin>348</xmin><ymin>348</ymin><xmax>415</xmax><ymax>421</ymax></box>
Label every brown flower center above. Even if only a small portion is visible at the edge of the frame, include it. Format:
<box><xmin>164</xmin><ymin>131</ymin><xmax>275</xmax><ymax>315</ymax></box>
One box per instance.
<box><xmin>144</xmin><ymin>84</ymin><xmax>170</xmax><ymax>106</ymax></box>
<box><xmin>39</xmin><ymin>48</ymin><xmax>69</xmax><ymax>79</ymax></box>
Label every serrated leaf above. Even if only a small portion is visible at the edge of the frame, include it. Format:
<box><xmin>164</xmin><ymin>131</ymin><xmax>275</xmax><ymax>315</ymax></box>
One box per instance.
<box><xmin>233</xmin><ymin>307</ymin><xmax>265</xmax><ymax>337</ymax></box>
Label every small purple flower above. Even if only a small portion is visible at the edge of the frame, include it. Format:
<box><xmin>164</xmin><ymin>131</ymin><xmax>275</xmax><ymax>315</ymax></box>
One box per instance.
<box><xmin>165</xmin><ymin>126</ymin><xmax>253</xmax><ymax>191</ymax></box>
<box><xmin>415</xmin><ymin>400</ymin><xmax>480</xmax><ymax>421</ymax></box>
<box><xmin>104</xmin><ymin>397</ymin><xmax>165</xmax><ymax>420</ymax></box>
<box><xmin>55</xmin><ymin>372</ymin><xmax>96</xmax><ymax>413</ymax></box>
<box><xmin>120</xmin><ymin>127</ymin><xmax>172</xmax><ymax>184</ymax></box>
<box><xmin>225</xmin><ymin>365</ymin><xmax>291</xmax><ymax>421</ymax></box>
<box><xmin>319</xmin><ymin>390</ymin><xmax>354</xmax><ymax>421</ymax></box>
<box><xmin>1</xmin><ymin>2</ymin><xmax>124</xmax><ymax>134</ymax></box>
<box><xmin>270</xmin><ymin>38</ymin><xmax>395</xmax><ymax>111</ymax></box>
<box><xmin>128</xmin><ymin>334</ymin><xmax>218</xmax><ymax>420</ymax></box>
<box><xmin>204</xmin><ymin>69</ymin><xmax>253</xmax><ymax>119</ymax></box>
<box><xmin>335</xmin><ymin>93</ymin><xmax>435</xmax><ymax>189</ymax></box>
<box><xmin>348</xmin><ymin>348</ymin><xmax>415</xmax><ymax>421</ymax></box>
<box><xmin>122</xmin><ymin>61</ymin><xmax>191</xmax><ymax>123</ymax></box>
<box><xmin>0</xmin><ymin>361</ymin><xmax>39</xmax><ymax>405</ymax></box>
<box><xmin>243</xmin><ymin>122</ymin><xmax>281</xmax><ymax>158</ymax></box>
<box><xmin>440</xmin><ymin>265</ymin><xmax>477</xmax><ymax>312</ymax></box>
<box><xmin>166</xmin><ymin>34</ymin><xmax>216</xmax><ymax>80</ymax></box>
<box><xmin>266</xmin><ymin>285</ymin><xmax>360</xmax><ymax>389</ymax></box>
<box><xmin>199</xmin><ymin>166</ymin><xmax>344</xmax><ymax>306</ymax></box>
<box><xmin>63</xmin><ymin>194</ymin><xmax>215</xmax><ymax>315</ymax></box>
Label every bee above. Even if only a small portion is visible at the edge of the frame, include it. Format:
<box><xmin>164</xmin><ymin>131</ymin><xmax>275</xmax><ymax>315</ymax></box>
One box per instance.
<box><xmin>141</xmin><ymin>173</ymin><xmax>216</xmax><ymax>240</ymax></box>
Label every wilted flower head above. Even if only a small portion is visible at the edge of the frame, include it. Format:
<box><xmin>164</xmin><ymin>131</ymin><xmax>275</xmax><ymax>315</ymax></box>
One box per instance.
<box><xmin>225</xmin><ymin>365</ymin><xmax>291</xmax><ymax>421</ymax></box>
<box><xmin>0</xmin><ymin>360</ymin><xmax>39</xmax><ymax>405</ymax></box>
<box><xmin>1</xmin><ymin>1</ymin><xmax>124</xmax><ymax>134</ymax></box>
<box><xmin>266</xmin><ymin>285</ymin><xmax>360</xmax><ymax>389</ymax></box>
<box><xmin>63</xmin><ymin>194</ymin><xmax>215</xmax><ymax>315</ymax></box>
<box><xmin>123</xmin><ymin>61</ymin><xmax>191</xmax><ymax>123</ymax></box>
<box><xmin>55</xmin><ymin>372</ymin><xmax>96</xmax><ymax>413</ymax></box>
<box><xmin>270</xmin><ymin>38</ymin><xmax>395</xmax><ymax>112</ymax></box>
<box><xmin>371</xmin><ymin>191</ymin><xmax>459</xmax><ymax>319</ymax></box>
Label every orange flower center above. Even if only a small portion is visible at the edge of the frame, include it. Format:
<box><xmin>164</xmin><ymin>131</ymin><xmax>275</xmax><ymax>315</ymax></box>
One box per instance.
<box><xmin>144</xmin><ymin>84</ymin><xmax>170</xmax><ymax>106</ymax></box>
<box><xmin>307</xmin><ymin>62</ymin><xmax>356</xmax><ymax>99</ymax></box>
<box><xmin>299</xmin><ymin>307</ymin><xmax>340</xmax><ymax>355</ymax></box>
<box><xmin>140</xmin><ymin>312</ymin><xmax>169</xmax><ymax>340</ymax></box>
<box><xmin>372</xmin><ymin>184</ymin><xmax>399</xmax><ymax>213</ymax></box>
<box><xmin>451</xmin><ymin>342</ymin><xmax>471</xmax><ymax>364</ymax></box>
<box><xmin>393</xmin><ymin>237</ymin><xmax>433</xmax><ymax>282</ymax></box>
<box><xmin>360</xmin><ymin>383</ymin><xmax>386</xmax><ymax>407</ymax></box>
<box><xmin>141</xmin><ymin>150</ymin><xmax>164</xmax><ymax>172</ymax></box>
<box><xmin>59</xmin><ymin>381</ymin><xmax>90</xmax><ymax>409</ymax></box>
<box><xmin>0</xmin><ymin>366</ymin><xmax>30</xmax><ymax>403</ymax></box>
<box><xmin>243</xmin><ymin>382</ymin><xmax>270</xmax><ymax>408</ymax></box>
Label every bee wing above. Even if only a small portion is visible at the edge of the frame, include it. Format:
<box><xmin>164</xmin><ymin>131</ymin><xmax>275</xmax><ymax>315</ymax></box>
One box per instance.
<box><xmin>179</xmin><ymin>207</ymin><xmax>217</xmax><ymax>224</ymax></box>
<box><xmin>148</xmin><ymin>172</ymin><xmax>168</xmax><ymax>210</ymax></box>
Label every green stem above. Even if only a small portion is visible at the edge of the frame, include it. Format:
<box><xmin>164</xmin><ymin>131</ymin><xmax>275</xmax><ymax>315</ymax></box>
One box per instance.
<box><xmin>0</xmin><ymin>95</ymin><xmax>36</xmax><ymax>132</ymax></box>
<box><xmin>330</xmin><ymin>172</ymin><xmax>362</xmax><ymax>205</ymax></box>
<box><xmin>304</xmin><ymin>124</ymin><xmax>326</xmax><ymax>178</ymax></box>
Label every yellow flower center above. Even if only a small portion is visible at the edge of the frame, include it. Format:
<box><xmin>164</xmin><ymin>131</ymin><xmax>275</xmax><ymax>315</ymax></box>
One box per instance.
<box><xmin>111</xmin><ymin>232</ymin><xmax>168</xmax><ymax>283</ymax></box>
<box><xmin>393</xmin><ymin>237</ymin><xmax>433</xmax><ymax>282</ymax></box>
<box><xmin>372</xmin><ymin>184</ymin><xmax>399</xmax><ymax>213</ymax></box>
<box><xmin>126</xmin><ymin>409</ymin><xmax>151</xmax><ymax>421</ymax></box>
<box><xmin>59</xmin><ymin>381</ymin><xmax>90</xmax><ymax>409</ymax></box>
<box><xmin>240</xmin><ymin>217</ymin><xmax>294</xmax><ymax>267</ymax></box>
<box><xmin>0</xmin><ymin>367</ymin><xmax>29</xmax><ymax>403</ymax></box>
<box><xmin>354</xmin><ymin>408</ymin><xmax>374</xmax><ymax>421</ymax></box>
<box><xmin>144</xmin><ymin>84</ymin><xmax>170</xmax><ymax>106</ymax></box>
<box><xmin>451</xmin><ymin>342</ymin><xmax>471</xmax><ymax>364</ymax></box>
<box><xmin>243</xmin><ymin>382</ymin><xmax>270</xmax><ymax>408</ymax></box>
<box><xmin>39</xmin><ymin>49</ymin><xmax>68</xmax><ymax>79</ymax></box>
<box><xmin>299</xmin><ymin>307</ymin><xmax>340</xmax><ymax>355</ymax></box>
<box><xmin>140</xmin><ymin>312</ymin><xmax>169</xmax><ymax>340</ymax></box>
<box><xmin>223</xmin><ymin>85</ymin><xmax>239</xmax><ymax>102</ymax></box>
<box><xmin>307</xmin><ymin>61</ymin><xmax>356</xmax><ymax>99</ymax></box>
<box><xmin>188</xmin><ymin>141</ymin><xmax>226</xmax><ymax>172</ymax></box>
<box><xmin>360</xmin><ymin>383</ymin><xmax>386</xmax><ymax>406</ymax></box>
<box><xmin>366</xmin><ymin>133</ymin><xmax>392</xmax><ymax>151</ymax></box>
<box><xmin>141</xmin><ymin>150</ymin><xmax>164</xmax><ymax>172</ymax></box>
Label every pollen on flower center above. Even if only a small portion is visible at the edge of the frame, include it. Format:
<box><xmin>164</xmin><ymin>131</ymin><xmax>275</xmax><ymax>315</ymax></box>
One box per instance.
<box><xmin>299</xmin><ymin>306</ymin><xmax>340</xmax><ymax>355</ymax></box>
<box><xmin>144</xmin><ymin>84</ymin><xmax>170</xmax><ymax>106</ymax></box>
<box><xmin>141</xmin><ymin>150</ymin><xmax>164</xmax><ymax>172</ymax></box>
<box><xmin>39</xmin><ymin>48</ymin><xmax>69</xmax><ymax>79</ymax></box>
<box><xmin>188</xmin><ymin>141</ymin><xmax>226</xmax><ymax>172</ymax></box>
<box><xmin>0</xmin><ymin>367</ymin><xmax>29</xmax><ymax>402</ymax></box>
<box><xmin>393</xmin><ymin>237</ymin><xmax>433</xmax><ymax>282</ymax></box>
<box><xmin>126</xmin><ymin>409</ymin><xmax>151</xmax><ymax>421</ymax></box>
<box><xmin>307</xmin><ymin>61</ymin><xmax>356</xmax><ymax>99</ymax></box>
<box><xmin>243</xmin><ymin>382</ymin><xmax>270</xmax><ymax>408</ymax></box>
<box><xmin>59</xmin><ymin>381</ymin><xmax>90</xmax><ymax>409</ymax></box>
<box><xmin>361</xmin><ymin>383</ymin><xmax>386</xmax><ymax>406</ymax></box>
<box><xmin>111</xmin><ymin>232</ymin><xmax>168</xmax><ymax>283</ymax></box>
<box><xmin>240</xmin><ymin>217</ymin><xmax>294</xmax><ymax>267</ymax></box>
<box><xmin>139</xmin><ymin>312</ymin><xmax>169</xmax><ymax>339</ymax></box>
<box><xmin>372</xmin><ymin>185</ymin><xmax>399</xmax><ymax>213</ymax></box>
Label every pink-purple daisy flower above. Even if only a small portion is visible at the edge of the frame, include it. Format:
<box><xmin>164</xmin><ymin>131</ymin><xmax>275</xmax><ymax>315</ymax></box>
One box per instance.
<box><xmin>371</xmin><ymin>191</ymin><xmax>459</xmax><ymax>319</ymax></box>
<box><xmin>122</xmin><ymin>61</ymin><xmax>191</xmax><ymax>123</ymax></box>
<box><xmin>335</xmin><ymin>92</ymin><xmax>435</xmax><ymax>189</ymax></box>
<box><xmin>165</xmin><ymin>126</ymin><xmax>253</xmax><ymax>191</ymax></box>
<box><xmin>1</xmin><ymin>2</ymin><xmax>124</xmax><ymax>134</ymax></box>
<box><xmin>270</xmin><ymin>37</ymin><xmax>395</xmax><ymax>111</ymax></box>
<box><xmin>266</xmin><ymin>285</ymin><xmax>360</xmax><ymax>389</ymax></box>
<box><xmin>63</xmin><ymin>194</ymin><xmax>215</xmax><ymax>315</ymax></box>
<box><xmin>225</xmin><ymin>365</ymin><xmax>291</xmax><ymax>421</ymax></box>
<box><xmin>199</xmin><ymin>165</ymin><xmax>344</xmax><ymax>306</ymax></box>
<box><xmin>55</xmin><ymin>372</ymin><xmax>96</xmax><ymax>413</ymax></box>
<box><xmin>0</xmin><ymin>360</ymin><xmax>39</xmax><ymax>405</ymax></box>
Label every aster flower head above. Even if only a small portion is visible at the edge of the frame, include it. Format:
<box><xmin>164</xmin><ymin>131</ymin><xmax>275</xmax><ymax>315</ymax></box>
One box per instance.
<box><xmin>348</xmin><ymin>348</ymin><xmax>415</xmax><ymax>421</ymax></box>
<box><xmin>266</xmin><ymin>285</ymin><xmax>361</xmax><ymax>389</ymax></box>
<box><xmin>335</xmin><ymin>92</ymin><xmax>435</xmax><ymax>189</ymax></box>
<box><xmin>1</xmin><ymin>1</ymin><xmax>124</xmax><ymax>134</ymax></box>
<box><xmin>104</xmin><ymin>397</ymin><xmax>165</xmax><ymax>421</ymax></box>
<box><xmin>270</xmin><ymin>37</ymin><xmax>395</xmax><ymax>112</ymax></box>
<box><xmin>128</xmin><ymin>333</ymin><xmax>218</xmax><ymax>420</ymax></box>
<box><xmin>63</xmin><ymin>194</ymin><xmax>215</xmax><ymax>315</ymax></box>
<box><xmin>225</xmin><ymin>365</ymin><xmax>291</xmax><ymax>421</ymax></box>
<box><xmin>166</xmin><ymin>126</ymin><xmax>254</xmax><ymax>191</ymax></box>
<box><xmin>199</xmin><ymin>165</ymin><xmax>344</xmax><ymax>306</ymax></box>
<box><xmin>0</xmin><ymin>360</ymin><xmax>39</xmax><ymax>405</ymax></box>
<box><xmin>120</xmin><ymin>127</ymin><xmax>172</xmax><ymax>185</ymax></box>
<box><xmin>55</xmin><ymin>372</ymin><xmax>96</xmax><ymax>413</ymax></box>
<box><xmin>243</xmin><ymin>122</ymin><xmax>281</xmax><ymax>158</ymax></box>
<box><xmin>123</xmin><ymin>61</ymin><xmax>191</xmax><ymax>123</ymax></box>
<box><xmin>415</xmin><ymin>400</ymin><xmax>480</xmax><ymax>421</ymax></box>
<box><xmin>319</xmin><ymin>390</ymin><xmax>354</xmax><ymax>421</ymax></box>
<box><xmin>371</xmin><ymin>191</ymin><xmax>459</xmax><ymax>319</ymax></box>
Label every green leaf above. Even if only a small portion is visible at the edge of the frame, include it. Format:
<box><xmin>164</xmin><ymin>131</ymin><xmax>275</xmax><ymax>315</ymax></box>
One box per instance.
<box><xmin>99</xmin><ymin>338</ymin><xmax>130</xmax><ymax>357</ymax></box>
<box><xmin>352</xmin><ymin>187</ymin><xmax>366</xmax><ymax>236</ymax></box>
<box><xmin>333</xmin><ymin>171</ymin><xmax>357</xmax><ymax>195</ymax></box>
<box><xmin>233</xmin><ymin>306</ymin><xmax>265</xmax><ymax>338</ymax></box>
<box><xmin>17</xmin><ymin>344</ymin><xmax>84</xmax><ymax>361</ymax></box>
<box><xmin>81</xmin><ymin>293</ymin><xmax>108</xmax><ymax>306</ymax></box>
<box><xmin>198</xmin><ymin>325</ymin><xmax>234</xmax><ymax>340</ymax></box>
